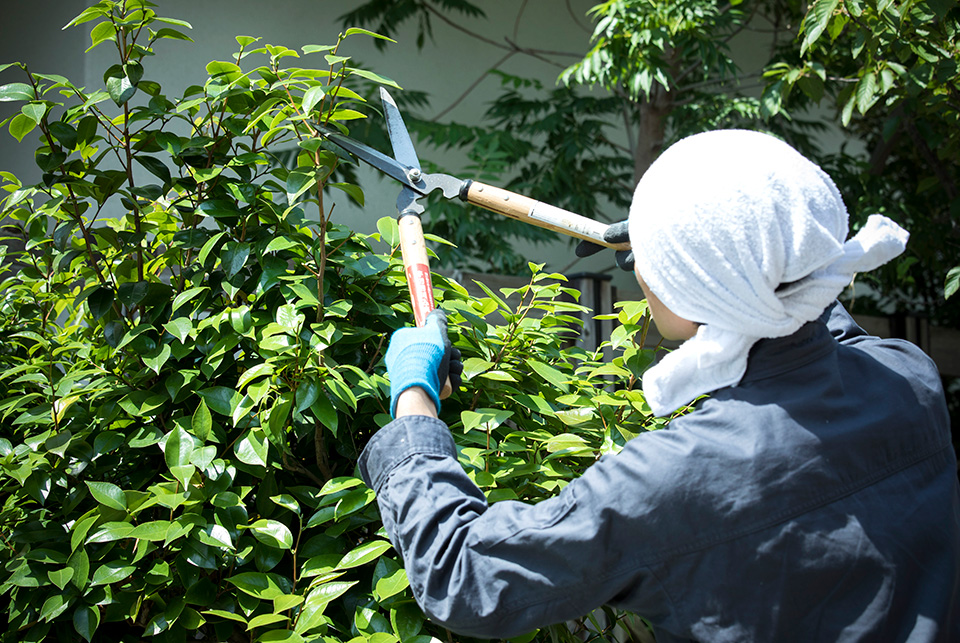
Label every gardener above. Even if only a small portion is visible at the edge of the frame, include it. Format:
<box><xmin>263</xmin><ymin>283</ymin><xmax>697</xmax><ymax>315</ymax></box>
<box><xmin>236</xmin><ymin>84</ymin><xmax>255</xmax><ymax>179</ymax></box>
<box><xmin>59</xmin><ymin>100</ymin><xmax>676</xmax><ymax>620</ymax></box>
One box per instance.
<box><xmin>358</xmin><ymin>130</ymin><xmax>960</xmax><ymax>642</ymax></box>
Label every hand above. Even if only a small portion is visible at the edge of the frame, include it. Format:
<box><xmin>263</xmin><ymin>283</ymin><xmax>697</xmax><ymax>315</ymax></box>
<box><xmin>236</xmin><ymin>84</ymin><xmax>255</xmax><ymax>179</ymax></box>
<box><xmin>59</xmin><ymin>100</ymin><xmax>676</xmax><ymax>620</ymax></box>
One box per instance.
<box><xmin>575</xmin><ymin>220</ymin><xmax>634</xmax><ymax>272</ymax></box>
<box><xmin>384</xmin><ymin>309</ymin><xmax>463</xmax><ymax>417</ymax></box>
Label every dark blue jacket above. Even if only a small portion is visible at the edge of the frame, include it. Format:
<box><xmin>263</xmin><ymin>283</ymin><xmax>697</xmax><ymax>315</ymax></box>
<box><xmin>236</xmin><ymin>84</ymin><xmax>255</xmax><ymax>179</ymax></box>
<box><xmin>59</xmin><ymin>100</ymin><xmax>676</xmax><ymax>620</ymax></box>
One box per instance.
<box><xmin>359</xmin><ymin>303</ymin><xmax>960</xmax><ymax>642</ymax></box>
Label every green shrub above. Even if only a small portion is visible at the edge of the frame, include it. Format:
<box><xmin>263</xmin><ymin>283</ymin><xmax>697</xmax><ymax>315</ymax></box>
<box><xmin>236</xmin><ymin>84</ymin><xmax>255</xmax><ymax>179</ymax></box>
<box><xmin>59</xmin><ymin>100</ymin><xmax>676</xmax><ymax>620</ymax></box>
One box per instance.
<box><xmin>0</xmin><ymin>3</ymin><xmax>664</xmax><ymax>641</ymax></box>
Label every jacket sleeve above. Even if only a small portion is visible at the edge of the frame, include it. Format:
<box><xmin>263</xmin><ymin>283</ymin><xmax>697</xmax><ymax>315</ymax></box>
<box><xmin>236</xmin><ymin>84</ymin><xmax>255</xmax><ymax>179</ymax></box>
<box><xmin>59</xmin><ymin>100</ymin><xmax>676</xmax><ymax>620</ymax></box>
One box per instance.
<box><xmin>358</xmin><ymin>415</ymin><xmax>670</xmax><ymax>639</ymax></box>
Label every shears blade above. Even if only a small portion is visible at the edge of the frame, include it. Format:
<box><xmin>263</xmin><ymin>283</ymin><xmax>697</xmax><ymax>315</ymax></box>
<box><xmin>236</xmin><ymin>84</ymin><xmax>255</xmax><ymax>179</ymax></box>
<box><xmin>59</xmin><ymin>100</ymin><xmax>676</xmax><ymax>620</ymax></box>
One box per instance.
<box><xmin>381</xmin><ymin>88</ymin><xmax>421</xmax><ymax>173</ymax></box>
<box><xmin>323</xmin><ymin>130</ymin><xmax>422</xmax><ymax>193</ymax></box>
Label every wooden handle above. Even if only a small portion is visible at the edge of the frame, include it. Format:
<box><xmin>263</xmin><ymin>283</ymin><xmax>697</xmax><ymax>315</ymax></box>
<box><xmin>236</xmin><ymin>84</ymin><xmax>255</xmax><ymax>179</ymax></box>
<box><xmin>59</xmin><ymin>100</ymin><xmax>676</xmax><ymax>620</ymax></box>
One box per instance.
<box><xmin>464</xmin><ymin>181</ymin><xmax>631</xmax><ymax>250</ymax></box>
<box><xmin>397</xmin><ymin>214</ymin><xmax>453</xmax><ymax>400</ymax></box>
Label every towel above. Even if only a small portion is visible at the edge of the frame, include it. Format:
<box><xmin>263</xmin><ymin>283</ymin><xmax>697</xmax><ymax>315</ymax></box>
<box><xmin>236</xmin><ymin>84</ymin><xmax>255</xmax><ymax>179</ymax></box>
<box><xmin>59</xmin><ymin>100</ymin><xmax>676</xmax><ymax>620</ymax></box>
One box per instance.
<box><xmin>628</xmin><ymin>130</ymin><xmax>909</xmax><ymax>416</ymax></box>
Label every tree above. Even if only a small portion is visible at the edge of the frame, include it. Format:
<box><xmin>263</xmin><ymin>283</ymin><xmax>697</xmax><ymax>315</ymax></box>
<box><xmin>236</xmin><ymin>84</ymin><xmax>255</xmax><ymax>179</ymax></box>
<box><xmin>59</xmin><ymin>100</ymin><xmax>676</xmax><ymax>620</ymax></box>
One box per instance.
<box><xmin>342</xmin><ymin>0</ymin><xmax>960</xmax><ymax>324</ymax></box>
<box><xmin>0</xmin><ymin>2</ymin><xmax>667</xmax><ymax>641</ymax></box>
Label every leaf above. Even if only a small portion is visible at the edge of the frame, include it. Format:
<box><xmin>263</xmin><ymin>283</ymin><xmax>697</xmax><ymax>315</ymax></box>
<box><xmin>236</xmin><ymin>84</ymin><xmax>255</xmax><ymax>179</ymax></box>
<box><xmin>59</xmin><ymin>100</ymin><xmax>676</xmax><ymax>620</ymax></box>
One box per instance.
<box><xmin>87</xmin><ymin>286</ymin><xmax>114</xmax><ymax>320</ymax></box>
<box><xmin>20</xmin><ymin>102</ymin><xmax>45</xmax><ymax>125</ymax></box>
<box><xmin>221</xmin><ymin>242</ymin><xmax>250</xmax><ymax>278</ymax></box>
<box><xmin>250</xmin><ymin>519</ymin><xmax>294</xmax><ymax>550</ymax></box>
<box><xmin>295</xmin><ymin>581</ymin><xmax>358</xmax><ymax>634</ymax></box>
<box><xmin>48</xmin><ymin>567</ymin><xmax>74</xmax><ymax>591</ymax></box>
<box><xmin>91</xmin><ymin>561</ymin><xmax>136</xmax><ymax>586</ymax></box>
<box><xmin>85</xmin><ymin>481</ymin><xmax>127</xmax><ymax>511</ymax></box>
<box><xmin>318</xmin><ymin>476</ymin><xmax>363</xmax><ymax>497</ymax></box>
<box><xmin>801</xmin><ymin>0</ymin><xmax>839</xmax><ymax>54</ymax></box>
<box><xmin>527</xmin><ymin>360</ymin><xmax>570</xmax><ymax>392</ymax></box>
<box><xmin>128</xmin><ymin>520</ymin><xmax>174</xmax><ymax>542</ymax></box>
<box><xmin>336</xmin><ymin>540</ymin><xmax>392</xmax><ymax>570</ymax></box>
<box><xmin>0</xmin><ymin>82</ymin><xmax>34</xmax><ymax>102</ymax></box>
<box><xmin>164</xmin><ymin>317</ymin><xmax>192</xmax><ymax>343</ymax></box>
<box><xmin>164</xmin><ymin>425</ymin><xmax>195</xmax><ymax>469</ymax></box>
<box><xmin>103</xmin><ymin>63</ymin><xmax>139</xmax><ymax>106</ymax></box>
<box><xmin>199</xmin><ymin>386</ymin><xmax>242</xmax><ymax>416</ymax></box>
<box><xmin>235</xmin><ymin>430</ymin><xmax>269</xmax><ymax>467</ymax></box>
<box><xmin>302</xmin><ymin>85</ymin><xmax>325</xmax><ymax>114</ymax></box>
<box><xmin>238</xmin><ymin>363</ymin><xmax>274</xmax><ymax>390</ymax></box>
<box><xmin>945</xmin><ymin>266</ymin><xmax>960</xmax><ymax>300</ymax></box>
<box><xmin>347</xmin><ymin>68</ymin><xmax>401</xmax><ymax>89</ymax></box>
<box><xmin>143</xmin><ymin>344</ymin><xmax>171</xmax><ymax>374</ymax></box>
<box><xmin>10</xmin><ymin>113</ymin><xmax>39</xmax><ymax>142</ymax></box>
<box><xmin>328</xmin><ymin>182</ymin><xmax>364</xmax><ymax>206</ymax></box>
<box><xmin>344</xmin><ymin>27</ymin><xmax>397</xmax><ymax>42</ymax></box>
<box><xmin>286</xmin><ymin>168</ymin><xmax>317</xmax><ymax>204</ymax></box>
<box><xmin>73</xmin><ymin>605</ymin><xmax>100</xmax><ymax>642</ymax></box>
<box><xmin>461</xmin><ymin>408</ymin><xmax>514</xmax><ymax>433</ymax></box>
<box><xmin>172</xmin><ymin>286</ymin><xmax>206</xmax><ymax>314</ymax></box>
<box><xmin>190</xmin><ymin>398</ymin><xmax>213</xmax><ymax>442</ymax></box>
<box><xmin>374</xmin><ymin>565</ymin><xmax>409</xmax><ymax>601</ymax></box>
<box><xmin>227</xmin><ymin>572</ymin><xmax>291</xmax><ymax>600</ymax></box>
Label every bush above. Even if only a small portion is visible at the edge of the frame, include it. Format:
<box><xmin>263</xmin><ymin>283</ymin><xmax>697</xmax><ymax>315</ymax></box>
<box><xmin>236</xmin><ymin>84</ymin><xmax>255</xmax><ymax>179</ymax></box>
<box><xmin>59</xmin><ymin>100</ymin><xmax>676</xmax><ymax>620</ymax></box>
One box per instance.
<box><xmin>0</xmin><ymin>3</ymin><xmax>663</xmax><ymax>641</ymax></box>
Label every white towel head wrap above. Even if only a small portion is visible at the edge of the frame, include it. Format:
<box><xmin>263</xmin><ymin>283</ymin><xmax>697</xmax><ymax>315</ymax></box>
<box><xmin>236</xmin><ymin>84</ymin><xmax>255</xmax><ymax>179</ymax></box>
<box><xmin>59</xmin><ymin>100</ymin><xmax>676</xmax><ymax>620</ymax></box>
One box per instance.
<box><xmin>629</xmin><ymin>130</ymin><xmax>909</xmax><ymax>416</ymax></box>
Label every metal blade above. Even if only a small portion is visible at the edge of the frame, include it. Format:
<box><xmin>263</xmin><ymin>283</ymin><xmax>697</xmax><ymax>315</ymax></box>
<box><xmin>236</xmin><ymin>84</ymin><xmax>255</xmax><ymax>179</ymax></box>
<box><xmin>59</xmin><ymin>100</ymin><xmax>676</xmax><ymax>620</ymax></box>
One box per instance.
<box><xmin>381</xmin><ymin>87</ymin><xmax>421</xmax><ymax>172</ymax></box>
<box><xmin>324</xmin><ymin>131</ymin><xmax>423</xmax><ymax>193</ymax></box>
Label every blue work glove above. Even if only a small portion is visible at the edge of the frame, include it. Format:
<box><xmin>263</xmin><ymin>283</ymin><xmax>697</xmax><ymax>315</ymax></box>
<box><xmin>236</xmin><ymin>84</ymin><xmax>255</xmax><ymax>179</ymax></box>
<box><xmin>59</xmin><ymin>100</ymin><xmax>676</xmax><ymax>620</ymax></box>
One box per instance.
<box><xmin>384</xmin><ymin>309</ymin><xmax>462</xmax><ymax>417</ymax></box>
<box><xmin>575</xmin><ymin>220</ymin><xmax>635</xmax><ymax>272</ymax></box>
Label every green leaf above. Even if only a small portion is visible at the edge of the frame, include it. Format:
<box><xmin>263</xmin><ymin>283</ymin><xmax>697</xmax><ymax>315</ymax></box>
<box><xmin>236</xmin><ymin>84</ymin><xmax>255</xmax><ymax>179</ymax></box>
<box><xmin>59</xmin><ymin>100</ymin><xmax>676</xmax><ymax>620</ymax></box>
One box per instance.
<box><xmin>41</xmin><ymin>594</ymin><xmax>72</xmax><ymax>622</ymax></box>
<box><xmin>461</xmin><ymin>408</ymin><xmax>514</xmax><ymax>433</ymax></box>
<box><xmin>328</xmin><ymin>182</ymin><xmax>364</xmax><ymax>206</ymax></box>
<box><xmin>374</xmin><ymin>564</ymin><xmax>409</xmax><ymax>601</ymax></box>
<box><xmin>20</xmin><ymin>103</ymin><xmax>45</xmax><ymax>125</ymax></box>
<box><xmin>286</xmin><ymin>168</ymin><xmax>317</xmax><ymax>204</ymax></box>
<box><xmin>128</xmin><ymin>520</ymin><xmax>174</xmax><ymax>542</ymax></box>
<box><xmin>103</xmin><ymin>63</ymin><xmax>140</xmax><ymax>106</ymax></box>
<box><xmin>87</xmin><ymin>286</ymin><xmax>114</xmax><ymax>320</ymax></box>
<box><xmin>235</xmin><ymin>430</ymin><xmax>269</xmax><ymax>467</ymax></box>
<box><xmin>302</xmin><ymin>85</ymin><xmax>325</xmax><ymax>114</ymax></box>
<box><xmin>191</xmin><ymin>399</ymin><xmax>213</xmax><ymax>441</ymax></box>
<box><xmin>164</xmin><ymin>425</ymin><xmax>196</xmax><ymax>469</ymax></box>
<box><xmin>144</xmin><ymin>344</ymin><xmax>171</xmax><ymax>374</ymax></box>
<box><xmin>0</xmin><ymin>82</ymin><xmax>34</xmax><ymax>102</ymax></box>
<box><xmin>246</xmin><ymin>614</ymin><xmax>288</xmax><ymax>631</ymax></box>
<box><xmin>318</xmin><ymin>476</ymin><xmax>363</xmax><ymax>497</ymax></box>
<box><xmin>85</xmin><ymin>481</ymin><xmax>127</xmax><ymax>511</ymax></box>
<box><xmin>48</xmin><ymin>567</ymin><xmax>74</xmax><ymax>591</ymax></box>
<box><xmin>295</xmin><ymin>581</ymin><xmax>358</xmax><ymax>634</ymax></box>
<box><xmin>91</xmin><ymin>561</ymin><xmax>136</xmax><ymax>586</ymax></box>
<box><xmin>945</xmin><ymin>266</ymin><xmax>960</xmax><ymax>300</ymax></box>
<box><xmin>221</xmin><ymin>241</ymin><xmax>250</xmax><ymax>278</ymax></box>
<box><xmin>336</xmin><ymin>540</ymin><xmax>392</xmax><ymax>570</ymax></box>
<box><xmin>239</xmin><ymin>363</ymin><xmax>274</xmax><ymax>390</ymax></box>
<box><xmin>227</xmin><ymin>572</ymin><xmax>291</xmax><ymax>600</ymax></box>
<box><xmin>86</xmin><ymin>522</ymin><xmax>134</xmax><ymax>544</ymax></box>
<box><xmin>199</xmin><ymin>386</ymin><xmax>243</xmax><ymax>416</ymax></box>
<box><xmin>73</xmin><ymin>605</ymin><xmax>100</xmax><ymax>642</ymax></box>
<box><xmin>801</xmin><ymin>0</ymin><xmax>839</xmax><ymax>54</ymax></box>
<box><xmin>250</xmin><ymin>519</ymin><xmax>294</xmax><ymax>550</ymax></box>
<box><xmin>171</xmin><ymin>286</ymin><xmax>206</xmax><ymax>314</ymax></box>
<box><xmin>344</xmin><ymin>27</ymin><xmax>397</xmax><ymax>42</ymax></box>
<box><xmin>88</xmin><ymin>21</ymin><xmax>116</xmax><ymax>50</ymax></box>
<box><xmin>164</xmin><ymin>317</ymin><xmax>192</xmax><ymax>343</ymax></box>
<box><xmin>9</xmin><ymin>113</ymin><xmax>37</xmax><ymax>142</ymax></box>
<box><xmin>347</xmin><ymin>68</ymin><xmax>401</xmax><ymax>89</ymax></box>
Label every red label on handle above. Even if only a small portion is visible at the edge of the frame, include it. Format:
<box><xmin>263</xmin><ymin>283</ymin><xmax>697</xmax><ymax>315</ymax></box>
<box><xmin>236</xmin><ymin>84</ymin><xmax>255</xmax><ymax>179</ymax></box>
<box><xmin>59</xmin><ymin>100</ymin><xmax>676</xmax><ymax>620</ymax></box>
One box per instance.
<box><xmin>405</xmin><ymin>263</ymin><xmax>434</xmax><ymax>326</ymax></box>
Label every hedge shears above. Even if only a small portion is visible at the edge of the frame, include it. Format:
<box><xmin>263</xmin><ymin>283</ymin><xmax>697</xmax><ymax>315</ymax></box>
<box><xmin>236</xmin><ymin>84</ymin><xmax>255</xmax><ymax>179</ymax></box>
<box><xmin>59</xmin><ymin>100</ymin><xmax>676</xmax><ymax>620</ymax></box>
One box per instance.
<box><xmin>324</xmin><ymin>88</ymin><xmax>629</xmax><ymax>326</ymax></box>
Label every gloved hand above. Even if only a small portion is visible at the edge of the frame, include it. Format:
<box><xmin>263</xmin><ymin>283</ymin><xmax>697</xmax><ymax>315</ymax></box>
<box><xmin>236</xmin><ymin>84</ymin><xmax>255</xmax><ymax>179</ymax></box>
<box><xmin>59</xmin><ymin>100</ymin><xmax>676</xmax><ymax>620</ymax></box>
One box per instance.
<box><xmin>575</xmin><ymin>220</ymin><xmax>635</xmax><ymax>272</ymax></box>
<box><xmin>384</xmin><ymin>309</ymin><xmax>463</xmax><ymax>417</ymax></box>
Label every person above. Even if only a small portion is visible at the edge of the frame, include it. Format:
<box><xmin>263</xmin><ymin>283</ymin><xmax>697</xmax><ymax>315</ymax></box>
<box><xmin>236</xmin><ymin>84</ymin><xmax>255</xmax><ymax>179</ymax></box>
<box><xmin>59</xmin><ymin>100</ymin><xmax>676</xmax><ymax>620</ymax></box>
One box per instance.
<box><xmin>358</xmin><ymin>130</ymin><xmax>960</xmax><ymax>642</ymax></box>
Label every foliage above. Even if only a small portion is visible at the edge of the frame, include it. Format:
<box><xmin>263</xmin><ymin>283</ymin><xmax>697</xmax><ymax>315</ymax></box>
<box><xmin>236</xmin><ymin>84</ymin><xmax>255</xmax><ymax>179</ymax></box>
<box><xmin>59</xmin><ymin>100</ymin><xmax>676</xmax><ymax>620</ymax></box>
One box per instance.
<box><xmin>0</xmin><ymin>2</ymin><xmax>668</xmax><ymax>642</ymax></box>
<box><xmin>343</xmin><ymin>0</ymin><xmax>959</xmax><ymax>321</ymax></box>
<box><xmin>764</xmin><ymin>0</ymin><xmax>960</xmax><ymax>320</ymax></box>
